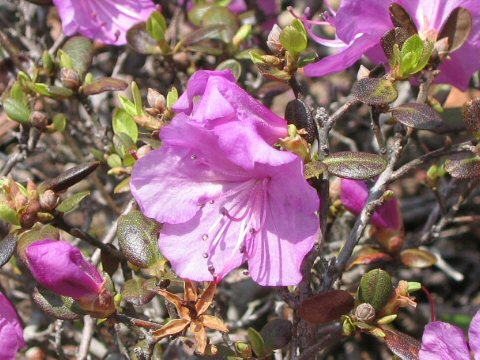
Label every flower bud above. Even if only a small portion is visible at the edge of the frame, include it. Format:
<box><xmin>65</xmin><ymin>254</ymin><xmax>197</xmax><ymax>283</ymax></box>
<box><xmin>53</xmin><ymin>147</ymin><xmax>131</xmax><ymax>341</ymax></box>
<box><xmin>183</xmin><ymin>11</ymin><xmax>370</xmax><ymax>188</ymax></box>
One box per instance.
<box><xmin>0</xmin><ymin>292</ymin><xmax>25</xmax><ymax>359</ymax></box>
<box><xmin>26</xmin><ymin>240</ymin><xmax>115</xmax><ymax>317</ymax></box>
<box><xmin>60</xmin><ymin>68</ymin><xmax>80</xmax><ymax>90</ymax></box>
<box><xmin>354</xmin><ymin>303</ymin><xmax>376</xmax><ymax>322</ymax></box>
<box><xmin>147</xmin><ymin>88</ymin><xmax>166</xmax><ymax>113</ymax></box>
<box><xmin>39</xmin><ymin>190</ymin><xmax>58</xmax><ymax>211</ymax></box>
<box><xmin>267</xmin><ymin>24</ymin><xmax>283</xmax><ymax>54</ymax></box>
<box><xmin>30</xmin><ymin>111</ymin><xmax>49</xmax><ymax>131</ymax></box>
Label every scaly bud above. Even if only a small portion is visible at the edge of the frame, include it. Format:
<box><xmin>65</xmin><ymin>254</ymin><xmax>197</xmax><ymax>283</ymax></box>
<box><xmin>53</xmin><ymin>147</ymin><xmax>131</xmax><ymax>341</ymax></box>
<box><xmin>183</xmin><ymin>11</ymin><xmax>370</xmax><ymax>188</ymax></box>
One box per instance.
<box><xmin>60</xmin><ymin>68</ymin><xmax>80</xmax><ymax>90</ymax></box>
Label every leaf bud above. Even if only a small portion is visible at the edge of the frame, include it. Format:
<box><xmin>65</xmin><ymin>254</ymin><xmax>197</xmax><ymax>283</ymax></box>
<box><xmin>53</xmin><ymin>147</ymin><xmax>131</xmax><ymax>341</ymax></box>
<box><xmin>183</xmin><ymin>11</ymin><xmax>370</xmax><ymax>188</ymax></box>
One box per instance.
<box><xmin>30</xmin><ymin>111</ymin><xmax>49</xmax><ymax>131</ymax></box>
<box><xmin>60</xmin><ymin>68</ymin><xmax>80</xmax><ymax>90</ymax></box>
<box><xmin>147</xmin><ymin>88</ymin><xmax>166</xmax><ymax>113</ymax></box>
<box><xmin>39</xmin><ymin>190</ymin><xmax>59</xmax><ymax>211</ymax></box>
<box><xmin>354</xmin><ymin>303</ymin><xmax>376</xmax><ymax>322</ymax></box>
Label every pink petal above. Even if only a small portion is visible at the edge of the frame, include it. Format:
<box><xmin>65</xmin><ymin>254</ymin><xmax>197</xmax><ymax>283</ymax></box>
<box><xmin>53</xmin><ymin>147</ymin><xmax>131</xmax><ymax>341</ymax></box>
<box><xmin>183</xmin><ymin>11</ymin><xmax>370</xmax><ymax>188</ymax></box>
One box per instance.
<box><xmin>26</xmin><ymin>240</ymin><xmax>103</xmax><ymax>299</ymax></box>
<box><xmin>0</xmin><ymin>292</ymin><xmax>25</xmax><ymax>360</ymax></box>
<box><xmin>247</xmin><ymin>159</ymin><xmax>320</xmax><ymax>286</ymax></box>
<box><xmin>304</xmin><ymin>34</ymin><xmax>382</xmax><ymax>77</ymax></box>
<box><xmin>341</xmin><ymin>179</ymin><xmax>402</xmax><ymax>230</ymax></box>
<box><xmin>468</xmin><ymin>309</ymin><xmax>480</xmax><ymax>359</ymax></box>
<box><xmin>53</xmin><ymin>0</ymin><xmax>157</xmax><ymax>45</ymax></box>
<box><xmin>419</xmin><ymin>321</ymin><xmax>470</xmax><ymax>360</ymax></box>
<box><xmin>334</xmin><ymin>0</ymin><xmax>392</xmax><ymax>43</ymax></box>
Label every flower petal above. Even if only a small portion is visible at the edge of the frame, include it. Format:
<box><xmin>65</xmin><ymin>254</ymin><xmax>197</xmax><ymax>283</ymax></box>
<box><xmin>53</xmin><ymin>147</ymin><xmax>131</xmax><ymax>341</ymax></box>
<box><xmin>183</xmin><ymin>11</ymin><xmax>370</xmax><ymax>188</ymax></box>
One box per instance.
<box><xmin>53</xmin><ymin>0</ymin><xmax>157</xmax><ymax>45</ymax></box>
<box><xmin>304</xmin><ymin>34</ymin><xmax>382</xmax><ymax>77</ymax></box>
<box><xmin>468</xmin><ymin>309</ymin><xmax>480</xmax><ymax>359</ymax></box>
<box><xmin>0</xmin><ymin>292</ymin><xmax>25</xmax><ymax>360</ymax></box>
<box><xmin>419</xmin><ymin>321</ymin><xmax>470</xmax><ymax>360</ymax></box>
<box><xmin>341</xmin><ymin>179</ymin><xmax>402</xmax><ymax>230</ymax></box>
<box><xmin>247</xmin><ymin>159</ymin><xmax>320</xmax><ymax>286</ymax></box>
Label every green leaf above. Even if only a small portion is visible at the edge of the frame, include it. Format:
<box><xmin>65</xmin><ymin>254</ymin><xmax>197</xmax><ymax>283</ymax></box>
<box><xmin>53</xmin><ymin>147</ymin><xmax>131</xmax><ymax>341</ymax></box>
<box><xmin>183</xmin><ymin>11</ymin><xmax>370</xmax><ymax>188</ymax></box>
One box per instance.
<box><xmin>3</xmin><ymin>97</ymin><xmax>31</xmax><ymax>124</ymax></box>
<box><xmin>113</xmin><ymin>109</ymin><xmax>138</xmax><ymax>143</ymax></box>
<box><xmin>323</xmin><ymin>152</ymin><xmax>388</xmax><ymax>180</ymax></box>
<box><xmin>445</xmin><ymin>155</ymin><xmax>480</xmax><ymax>179</ymax></box>
<box><xmin>114</xmin><ymin>176</ymin><xmax>131</xmax><ymax>194</ymax></box>
<box><xmin>146</xmin><ymin>11</ymin><xmax>167</xmax><ymax>42</ymax></box>
<box><xmin>56</xmin><ymin>190</ymin><xmax>91</xmax><ymax>213</ymax></box>
<box><xmin>216</xmin><ymin>59</ymin><xmax>242</xmax><ymax>79</ymax></box>
<box><xmin>201</xmin><ymin>6</ymin><xmax>238</xmax><ymax>43</ymax></box>
<box><xmin>117</xmin><ymin>210</ymin><xmax>162</xmax><ymax>268</ymax></box>
<box><xmin>358</xmin><ymin>269</ymin><xmax>393</xmax><ymax>311</ymax></box>
<box><xmin>118</xmin><ymin>96</ymin><xmax>137</xmax><ymax>117</ymax></box>
<box><xmin>248</xmin><ymin>327</ymin><xmax>266</xmax><ymax>357</ymax></box>
<box><xmin>0</xmin><ymin>203</ymin><xmax>20</xmax><ymax>225</ymax></box>
<box><xmin>52</xmin><ymin>113</ymin><xmax>67</xmax><ymax>132</ymax></box>
<box><xmin>61</xmin><ymin>36</ymin><xmax>93</xmax><ymax>77</ymax></box>
<box><xmin>132</xmin><ymin>82</ymin><xmax>144</xmax><ymax>116</ymax></box>
<box><xmin>279</xmin><ymin>19</ymin><xmax>307</xmax><ymax>54</ymax></box>
<box><xmin>352</xmin><ymin>78</ymin><xmax>398</xmax><ymax>105</ymax></box>
<box><xmin>126</xmin><ymin>22</ymin><xmax>162</xmax><ymax>55</ymax></box>
<box><xmin>107</xmin><ymin>153</ymin><xmax>123</xmax><ymax>168</ymax></box>
<box><xmin>166</xmin><ymin>87</ymin><xmax>178</xmax><ymax>109</ymax></box>
<box><xmin>33</xmin><ymin>286</ymin><xmax>81</xmax><ymax>320</ymax></box>
<box><xmin>31</xmin><ymin>83</ymin><xmax>74</xmax><ymax>99</ymax></box>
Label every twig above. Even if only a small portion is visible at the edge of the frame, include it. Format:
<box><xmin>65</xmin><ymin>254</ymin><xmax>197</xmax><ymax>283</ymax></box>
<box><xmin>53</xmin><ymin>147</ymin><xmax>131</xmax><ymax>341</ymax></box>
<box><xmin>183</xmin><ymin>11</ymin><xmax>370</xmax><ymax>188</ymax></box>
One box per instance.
<box><xmin>77</xmin><ymin>315</ymin><xmax>95</xmax><ymax>360</ymax></box>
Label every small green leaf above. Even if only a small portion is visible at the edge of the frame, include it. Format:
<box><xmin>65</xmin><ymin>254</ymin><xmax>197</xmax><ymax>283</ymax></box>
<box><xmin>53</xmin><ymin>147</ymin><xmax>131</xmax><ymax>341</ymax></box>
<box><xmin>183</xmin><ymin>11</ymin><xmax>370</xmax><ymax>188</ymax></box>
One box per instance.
<box><xmin>56</xmin><ymin>190</ymin><xmax>91</xmax><ymax>213</ymax></box>
<box><xmin>126</xmin><ymin>23</ymin><xmax>162</xmax><ymax>55</ymax></box>
<box><xmin>113</xmin><ymin>109</ymin><xmax>138</xmax><ymax>143</ymax></box>
<box><xmin>114</xmin><ymin>176</ymin><xmax>131</xmax><ymax>194</ymax></box>
<box><xmin>52</xmin><ymin>113</ymin><xmax>67</xmax><ymax>132</ymax></box>
<box><xmin>3</xmin><ymin>97</ymin><xmax>31</xmax><ymax>124</ymax></box>
<box><xmin>352</xmin><ymin>78</ymin><xmax>398</xmax><ymax>105</ymax></box>
<box><xmin>216</xmin><ymin>59</ymin><xmax>242</xmax><ymax>79</ymax></box>
<box><xmin>248</xmin><ymin>327</ymin><xmax>266</xmax><ymax>357</ymax></box>
<box><xmin>61</xmin><ymin>36</ymin><xmax>93</xmax><ymax>77</ymax></box>
<box><xmin>166</xmin><ymin>87</ymin><xmax>178</xmax><ymax>109</ymax></box>
<box><xmin>279</xmin><ymin>19</ymin><xmax>307</xmax><ymax>54</ymax></box>
<box><xmin>358</xmin><ymin>269</ymin><xmax>393</xmax><ymax>311</ymax></box>
<box><xmin>132</xmin><ymin>82</ymin><xmax>144</xmax><ymax>116</ymax></box>
<box><xmin>323</xmin><ymin>152</ymin><xmax>388</xmax><ymax>180</ymax></box>
<box><xmin>146</xmin><ymin>11</ymin><xmax>167</xmax><ymax>42</ymax></box>
<box><xmin>118</xmin><ymin>96</ymin><xmax>138</xmax><ymax>117</ymax></box>
<box><xmin>107</xmin><ymin>154</ymin><xmax>123</xmax><ymax>169</ymax></box>
<box><xmin>33</xmin><ymin>286</ymin><xmax>81</xmax><ymax>320</ymax></box>
<box><xmin>0</xmin><ymin>203</ymin><xmax>20</xmax><ymax>225</ymax></box>
<box><xmin>391</xmin><ymin>103</ymin><xmax>443</xmax><ymax>130</ymax></box>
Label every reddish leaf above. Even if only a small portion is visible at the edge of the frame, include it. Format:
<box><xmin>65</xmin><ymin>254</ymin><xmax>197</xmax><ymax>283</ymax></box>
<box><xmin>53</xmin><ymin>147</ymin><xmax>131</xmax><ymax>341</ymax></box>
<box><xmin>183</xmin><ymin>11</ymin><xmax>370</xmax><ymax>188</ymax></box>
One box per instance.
<box><xmin>347</xmin><ymin>247</ymin><xmax>393</xmax><ymax>270</ymax></box>
<box><xmin>383</xmin><ymin>327</ymin><xmax>421</xmax><ymax>360</ymax></box>
<box><xmin>400</xmin><ymin>248</ymin><xmax>437</xmax><ymax>268</ymax></box>
<box><xmin>352</xmin><ymin>78</ymin><xmax>398</xmax><ymax>105</ymax></box>
<box><xmin>391</xmin><ymin>103</ymin><xmax>443</xmax><ymax>130</ymax></box>
<box><xmin>299</xmin><ymin>290</ymin><xmax>355</xmax><ymax>324</ymax></box>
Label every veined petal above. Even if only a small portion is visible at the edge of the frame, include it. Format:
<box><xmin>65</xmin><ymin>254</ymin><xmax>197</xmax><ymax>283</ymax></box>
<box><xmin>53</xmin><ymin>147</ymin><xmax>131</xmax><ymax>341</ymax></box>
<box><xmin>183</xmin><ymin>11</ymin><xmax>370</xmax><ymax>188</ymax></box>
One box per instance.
<box><xmin>52</xmin><ymin>0</ymin><xmax>157</xmax><ymax>45</ymax></box>
<box><xmin>419</xmin><ymin>321</ymin><xmax>470</xmax><ymax>360</ymax></box>
<box><xmin>247</xmin><ymin>159</ymin><xmax>320</xmax><ymax>286</ymax></box>
<box><xmin>131</xmin><ymin>146</ymin><xmax>231</xmax><ymax>224</ymax></box>
<box><xmin>468</xmin><ymin>309</ymin><xmax>480</xmax><ymax>359</ymax></box>
<box><xmin>304</xmin><ymin>34</ymin><xmax>381</xmax><ymax>77</ymax></box>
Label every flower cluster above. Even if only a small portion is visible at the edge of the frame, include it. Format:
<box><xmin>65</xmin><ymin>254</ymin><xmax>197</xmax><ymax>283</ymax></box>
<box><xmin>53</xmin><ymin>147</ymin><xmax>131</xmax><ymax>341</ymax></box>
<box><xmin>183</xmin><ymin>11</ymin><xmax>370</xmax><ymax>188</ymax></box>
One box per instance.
<box><xmin>132</xmin><ymin>69</ymin><xmax>320</xmax><ymax>286</ymax></box>
<box><xmin>303</xmin><ymin>0</ymin><xmax>480</xmax><ymax>90</ymax></box>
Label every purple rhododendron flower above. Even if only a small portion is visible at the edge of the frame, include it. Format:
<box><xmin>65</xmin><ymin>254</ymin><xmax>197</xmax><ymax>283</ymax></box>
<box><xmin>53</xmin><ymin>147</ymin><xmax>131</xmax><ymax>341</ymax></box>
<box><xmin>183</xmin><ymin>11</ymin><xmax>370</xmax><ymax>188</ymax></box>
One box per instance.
<box><xmin>131</xmin><ymin>70</ymin><xmax>320</xmax><ymax>286</ymax></box>
<box><xmin>26</xmin><ymin>240</ymin><xmax>104</xmax><ymax>299</ymax></box>
<box><xmin>341</xmin><ymin>179</ymin><xmax>401</xmax><ymax>230</ymax></box>
<box><xmin>0</xmin><ymin>292</ymin><xmax>25</xmax><ymax>360</ymax></box>
<box><xmin>53</xmin><ymin>0</ymin><xmax>157</xmax><ymax>45</ymax></box>
<box><xmin>303</xmin><ymin>0</ymin><xmax>480</xmax><ymax>90</ymax></box>
<box><xmin>420</xmin><ymin>309</ymin><xmax>480</xmax><ymax>359</ymax></box>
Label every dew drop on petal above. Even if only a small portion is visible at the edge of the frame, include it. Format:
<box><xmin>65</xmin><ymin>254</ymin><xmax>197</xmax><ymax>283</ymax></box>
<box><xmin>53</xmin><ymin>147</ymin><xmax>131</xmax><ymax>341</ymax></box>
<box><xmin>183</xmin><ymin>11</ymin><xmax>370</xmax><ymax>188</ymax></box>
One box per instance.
<box><xmin>220</xmin><ymin>207</ymin><xmax>228</xmax><ymax>216</ymax></box>
<box><xmin>209</xmin><ymin>199</ymin><xmax>215</xmax><ymax>204</ymax></box>
<box><xmin>191</xmin><ymin>154</ymin><xmax>197</xmax><ymax>160</ymax></box>
<box><xmin>202</xmin><ymin>252</ymin><xmax>209</xmax><ymax>258</ymax></box>
<box><xmin>249</xmin><ymin>228</ymin><xmax>256</xmax><ymax>234</ymax></box>
<box><xmin>208</xmin><ymin>265</ymin><xmax>216</xmax><ymax>274</ymax></box>
<box><xmin>201</xmin><ymin>234</ymin><xmax>209</xmax><ymax>241</ymax></box>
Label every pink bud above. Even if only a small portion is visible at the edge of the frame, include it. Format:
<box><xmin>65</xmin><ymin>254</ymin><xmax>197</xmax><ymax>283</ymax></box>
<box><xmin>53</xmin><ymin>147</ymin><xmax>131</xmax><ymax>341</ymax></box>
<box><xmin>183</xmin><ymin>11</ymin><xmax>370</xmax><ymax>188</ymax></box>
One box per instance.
<box><xmin>26</xmin><ymin>240</ymin><xmax>104</xmax><ymax>299</ymax></box>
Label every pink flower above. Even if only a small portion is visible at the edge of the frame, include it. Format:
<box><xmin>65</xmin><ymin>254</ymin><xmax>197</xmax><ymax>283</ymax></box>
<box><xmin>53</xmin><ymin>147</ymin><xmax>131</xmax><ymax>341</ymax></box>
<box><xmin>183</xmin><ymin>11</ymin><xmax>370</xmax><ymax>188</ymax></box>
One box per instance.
<box><xmin>0</xmin><ymin>292</ymin><xmax>25</xmax><ymax>360</ymax></box>
<box><xmin>131</xmin><ymin>70</ymin><xmax>320</xmax><ymax>286</ymax></box>
<box><xmin>26</xmin><ymin>240</ymin><xmax>104</xmax><ymax>299</ymax></box>
<box><xmin>303</xmin><ymin>0</ymin><xmax>480</xmax><ymax>90</ymax></box>
<box><xmin>420</xmin><ymin>309</ymin><xmax>480</xmax><ymax>359</ymax></box>
<box><xmin>341</xmin><ymin>179</ymin><xmax>401</xmax><ymax>230</ymax></box>
<box><xmin>52</xmin><ymin>0</ymin><xmax>157</xmax><ymax>45</ymax></box>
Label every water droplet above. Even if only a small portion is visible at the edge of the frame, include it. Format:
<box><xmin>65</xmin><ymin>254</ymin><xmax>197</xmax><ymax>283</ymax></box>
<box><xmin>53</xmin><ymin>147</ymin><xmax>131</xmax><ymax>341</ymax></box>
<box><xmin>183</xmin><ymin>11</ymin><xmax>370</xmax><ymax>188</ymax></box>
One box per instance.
<box><xmin>201</xmin><ymin>234</ymin><xmax>209</xmax><ymax>241</ymax></box>
<box><xmin>249</xmin><ymin>228</ymin><xmax>256</xmax><ymax>234</ymax></box>
<box><xmin>209</xmin><ymin>199</ymin><xmax>215</xmax><ymax>204</ymax></box>
<box><xmin>239</xmin><ymin>244</ymin><xmax>245</xmax><ymax>254</ymax></box>
<box><xmin>208</xmin><ymin>265</ymin><xmax>216</xmax><ymax>274</ymax></box>
<box><xmin>202</xmin><ymin>252</ymin><xmax>209</xmax><ymax>258</ymax></box>
<box><xmin>191</xmin><ymin>154</ymin><xmax>197</xmax><ymax>160</ymax></box>
<box><xmin>242</xmin><ymin>270</ymin><xmax>249</xmax><ymax>276</ymax></box>
<box><xmin>220</xmin><ymin>207</ymin><xmax>228</xmax><ymax>216</ymax></box>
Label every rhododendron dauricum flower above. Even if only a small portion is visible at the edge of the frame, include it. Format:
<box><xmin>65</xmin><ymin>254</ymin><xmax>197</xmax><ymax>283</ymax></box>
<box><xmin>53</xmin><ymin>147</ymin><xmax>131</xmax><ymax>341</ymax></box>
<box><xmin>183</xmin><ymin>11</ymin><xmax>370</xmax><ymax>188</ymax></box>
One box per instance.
<box><xmin>52</xmin><ymin>0</ymin><xmax>157</xmax><ymax>45</ymax></box>
<box><xmin>419</xmin><ymin>309</ymin><xmax>480</xmax><ymax>359</ymax></box>
<box><xmin>302</xmin><ymin>0</ymin><xmax>480</xmax><ymax>90</ymax></box>
<box><xmin>26</xmin><ymin>240</ymin><xmax>105</xmax><ymax>299</ymax></box>
<box><xmin>131</xmin><ymin>70</ymin><xmax>320</xmax><ymax>286</ymax></box>
<box><xmin>341</xmin><ymin>179</ymin><xmax>401</xmax><ymax>230</ymax></box>
<box><xmin>0</xmin><ymin>292</ymin><xmax>25</xmax><ymax>360</ymax></box>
